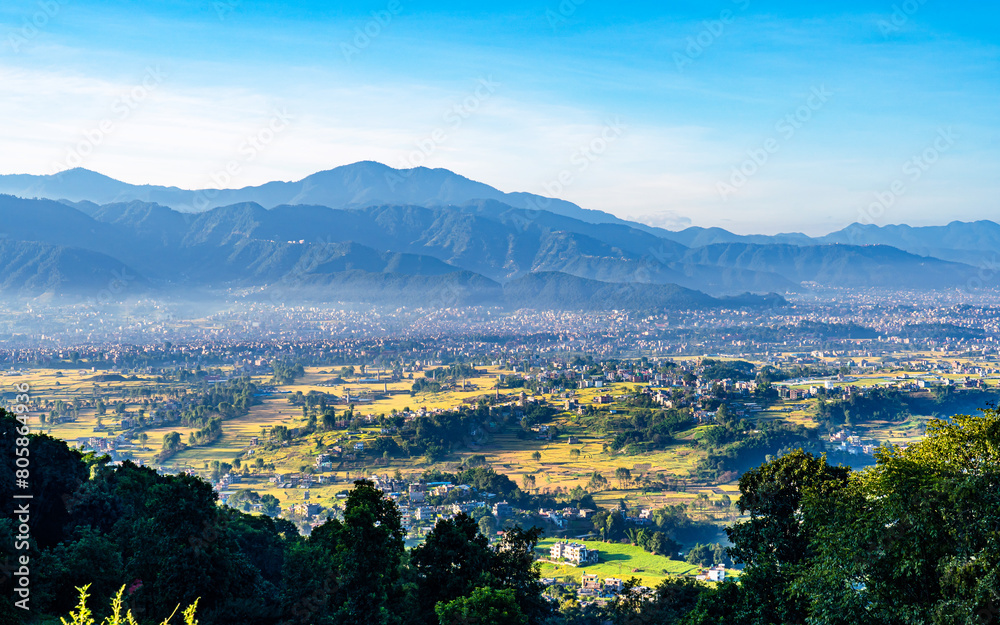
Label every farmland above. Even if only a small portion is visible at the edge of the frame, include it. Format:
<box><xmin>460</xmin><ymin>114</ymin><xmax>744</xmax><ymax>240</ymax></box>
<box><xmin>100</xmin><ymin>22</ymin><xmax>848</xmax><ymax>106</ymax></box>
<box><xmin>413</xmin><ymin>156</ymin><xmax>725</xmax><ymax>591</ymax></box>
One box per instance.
<box><xmin>7</xmin><ymin>345</ymin><xmax>1000</xmax><ymax>525</ymax></box>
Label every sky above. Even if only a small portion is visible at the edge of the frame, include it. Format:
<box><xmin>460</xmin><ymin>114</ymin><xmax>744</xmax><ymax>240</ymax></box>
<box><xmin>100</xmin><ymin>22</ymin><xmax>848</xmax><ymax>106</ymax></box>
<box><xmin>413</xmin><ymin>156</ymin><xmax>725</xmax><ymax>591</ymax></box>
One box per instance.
<box><xmin>0</xmin><ymin>0</ymin><xmax>997</xmax><ymax>235</ymax></box>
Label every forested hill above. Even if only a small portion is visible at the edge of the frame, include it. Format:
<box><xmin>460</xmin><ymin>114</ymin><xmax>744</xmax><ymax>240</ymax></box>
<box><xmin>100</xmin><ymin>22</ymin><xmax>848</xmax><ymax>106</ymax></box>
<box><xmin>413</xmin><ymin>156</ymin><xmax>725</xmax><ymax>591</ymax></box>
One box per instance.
<box><xmin>3</xmin><ymin>408</ymin><xmax>999</xmax><ymax>624</ymax></box>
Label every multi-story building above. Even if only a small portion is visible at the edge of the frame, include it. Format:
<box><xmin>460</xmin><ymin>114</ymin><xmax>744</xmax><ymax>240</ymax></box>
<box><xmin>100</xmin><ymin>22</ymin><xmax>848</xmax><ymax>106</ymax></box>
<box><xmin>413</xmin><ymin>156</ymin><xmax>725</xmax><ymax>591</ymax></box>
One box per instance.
<box><xmin>550</xmin><ymin>541</ymin><xmax>599</xmax><ymax>565</ymax></box>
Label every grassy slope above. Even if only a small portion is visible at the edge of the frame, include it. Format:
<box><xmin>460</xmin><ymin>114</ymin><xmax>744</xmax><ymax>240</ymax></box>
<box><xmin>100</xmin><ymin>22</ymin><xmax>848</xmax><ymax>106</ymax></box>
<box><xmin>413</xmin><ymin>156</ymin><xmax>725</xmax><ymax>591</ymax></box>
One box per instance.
<box><xmin>535</xmin><ymin>538</ymin><xmax>700</xmax><ymax>587</ymax></box>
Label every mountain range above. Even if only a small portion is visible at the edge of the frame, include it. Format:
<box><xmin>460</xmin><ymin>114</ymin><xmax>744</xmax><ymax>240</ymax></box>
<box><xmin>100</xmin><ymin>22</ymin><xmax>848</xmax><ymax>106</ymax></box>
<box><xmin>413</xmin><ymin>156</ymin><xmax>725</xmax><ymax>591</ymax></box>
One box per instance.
<box><xmin>0</xmin><ymin>162</ymin><xmax>990</xmax><ymax>309</ymax></box>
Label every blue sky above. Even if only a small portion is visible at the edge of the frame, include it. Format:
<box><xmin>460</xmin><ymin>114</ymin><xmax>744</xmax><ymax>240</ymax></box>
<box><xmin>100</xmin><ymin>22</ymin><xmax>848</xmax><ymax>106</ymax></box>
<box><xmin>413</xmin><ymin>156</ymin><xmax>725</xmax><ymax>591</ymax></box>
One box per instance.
<box><xmin>1</xmin><ymin>0</ymin><xmax>997</xmax><ymax>234</ymax></box>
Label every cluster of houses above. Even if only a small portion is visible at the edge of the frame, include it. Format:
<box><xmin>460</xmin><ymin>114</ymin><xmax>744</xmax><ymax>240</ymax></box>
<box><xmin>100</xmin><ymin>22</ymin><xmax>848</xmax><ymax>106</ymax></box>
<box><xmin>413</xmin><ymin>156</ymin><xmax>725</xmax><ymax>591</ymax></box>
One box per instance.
<box><xmin>829</xmin><ymin>430</ymin><xmax>881</xmax><ymax>455</ymax></box>
<box><xmin>578</xmin><ymin>572</ymin><xmax>625</xmax><ymax>597</ymax></box>
<box><xmin>72</xmin><ymin>435</ymin><xmax>133</xmax><ymax>462</ymax></box>
<box><xmin>538</xmin><ymin>507</ymin><xmax>597</xmax><ymax>529</ymax></box>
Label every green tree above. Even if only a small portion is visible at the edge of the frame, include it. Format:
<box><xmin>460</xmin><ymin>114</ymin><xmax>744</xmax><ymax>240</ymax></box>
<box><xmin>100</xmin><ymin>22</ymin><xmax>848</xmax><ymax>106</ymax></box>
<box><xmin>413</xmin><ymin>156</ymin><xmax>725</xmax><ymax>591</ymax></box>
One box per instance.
<box><xmin>478</xmin><ymin>515</ymin><xmax>498</xmax><ymax>539</ymax></box>
<box><xmin>435</xmin><ymin>587</ymin><xmax>526</xmax><ymax>625</ymax></box>
<box><xmin>721</xmin><ymin>450</ymin><xmax>851</xmax><ymax>624</ymax></box>
<box><xmin>522</xmin><ymin>474</ymin><xmax>536</xmax><ymax>491</ymax></box>
<box><xmin>335</xmin><ymin>480</ymin><xmax>405</xmax><ymax>625</ymax></box>
<box><xmin>614</xmin><ymin>467</ymin><xmax>632</xmax><ymax>489</ymax></box>
<box><xmin>411</xmin><ymin>513</ymin><xmax>494</xmax><ymax>625</ymax></box>
<box><xmin>605</xmin><ymin>577</ymin><xmax>705</xmax><ymax>625</ymax></box>
<box><xmin>794</xmin><ymin>409</ymin><xmax>1000</xmax><ymax>624</ymax></box>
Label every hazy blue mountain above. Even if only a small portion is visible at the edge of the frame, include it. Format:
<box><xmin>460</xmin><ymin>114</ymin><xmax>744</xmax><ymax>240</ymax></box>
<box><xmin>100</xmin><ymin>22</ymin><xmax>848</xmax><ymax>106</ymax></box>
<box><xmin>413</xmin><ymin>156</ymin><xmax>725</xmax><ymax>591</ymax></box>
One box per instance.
<box><xmin>819</xmin><ymin>221</ymin><xmax>1000</xmax><ymax>265</ymax></box>
<box><xmin>656</xmin><ymin>226</ymin><xmax>814</xmax><ymax>248</ymax></box>
<box><xmin>659</xmin><ymin>221</ymin><xmax>1000</xmax><ymax>268</ymax></box>
<box><xmin>0</xmin><ymin>193</ymin><xmax>983</xmax><ymax>305</ymax></box>
<box><xmin>0</xmin><ymin>162</ymin><xmax>645</xmax><ymax>230</ymax></box>
<box><xmin>681</xmin><ymin>242</ymin><xmax>978</xmax><ymax>289</ymax></box>
<box><xmin>0</xmin><ymin>239</ymin><xmax>145</xmax><ymax>297</ymax></box>
<box><xmin>500</xmin><ymin>272</ymin><xmax>781</xmax><ymax>311</ymax></box>
<box><xmin>77</xmin><ymin>199</ymin><xmax>693</xmax><ymax>285</ymax></box>
<box><xmin>8</xmin><ymin>165</ymin><xmax>1000</xmax><ymax>271</ymax></box>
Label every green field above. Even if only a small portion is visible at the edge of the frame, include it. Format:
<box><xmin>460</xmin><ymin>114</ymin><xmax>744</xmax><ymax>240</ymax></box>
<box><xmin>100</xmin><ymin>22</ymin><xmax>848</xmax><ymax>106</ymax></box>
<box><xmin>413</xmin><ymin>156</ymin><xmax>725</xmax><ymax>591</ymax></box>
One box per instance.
<box><xmin>536</xmin><ymin>538</ymin><xmax>700</xmax><ymax>587</ymax></box>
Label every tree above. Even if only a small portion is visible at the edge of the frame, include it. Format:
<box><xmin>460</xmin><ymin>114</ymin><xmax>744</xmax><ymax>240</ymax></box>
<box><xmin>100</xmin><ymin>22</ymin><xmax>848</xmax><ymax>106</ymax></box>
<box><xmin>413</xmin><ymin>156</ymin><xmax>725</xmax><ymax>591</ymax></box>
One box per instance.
<box><xmin>334</xmin><ymin>480</ymin><xmax>405</xmax><ymax>625</ymax></box>
<box><xmin>603</xmin><ymin>511</ymin><xmax>625</xmax><ymax>543</ymax></box>
<box><xmin>162</xmin><ymin>431</ymin><xmax>181</xmax><ymax>450</ymax></box>
<box><xmin>721</xmin><ymin>450</ymin><xmax>851</xmax><ymax>624</ymax></box>
<box><xmin>478</xmin><ymin>515</ymin><xmax>498</xmax><ymax>539</ymax></box>
<box><xmin>794</xmin><ymin>409</ymin><xmax>1000</xmax><ymax>624</ymax></box>
<box><xmin>588</xmin><ymin>472</ymin><xmax>608</xmax><ymax>490</ymax></box>
<box><xmin>60</xmin><ymin>462</ymin><xmax>280</xmax><ymax>624</ymax></box>
<box><xmin>412</xmin><ymin>514</ymin><xmax>494</xmax><ymax>625</ymax></box>
<box><xmin>490</xmin><ymin>527</ymin><xmax>550</xmax><ymax>624</ymax></box>
<box><xmin>614</xmin><ymin>467</ymin><xmax>632</xmax><ymax>489</ymax></box>
<box><xmin>531</xmin><ymin>451</ymin><xmax>542</xmax><ymax>462</ymax></box>
<box><xmin>435</xmin><ymin>587</ymin><xmax>526</xmax><ymax>625</ymax></box>
<box><xmin>605</xmin><ymin>578</ymin><xmax>705</xmax><ymax>625</ymax></box>
<box><xmin>522</xmin><ymin>474</ymin><xmax>536</xmax><ymax>492</ymax></box>
<box><xmin>686</xmin><ymin>543</ymin><xmax>729</xmax><ymax>568</ymax></box>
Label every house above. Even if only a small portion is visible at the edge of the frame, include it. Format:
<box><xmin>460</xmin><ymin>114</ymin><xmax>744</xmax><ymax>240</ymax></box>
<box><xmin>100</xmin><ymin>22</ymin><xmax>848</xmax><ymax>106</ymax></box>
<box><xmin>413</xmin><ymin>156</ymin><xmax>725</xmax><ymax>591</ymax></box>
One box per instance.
<box><xmin>544</xmin><ymin>512</ymin><xmax>566</xmax><ymax>528</ymax></box>
<box><xmin>550</xmin><ymin>541</ymin><xmax>599</xmax><ymax>566</ymax></box>
<box><xmin>409</xmin><ymin>483</ymin><xmax>426</xmax><ymax>503</ymax></box>
<box><xmin>415</xmin><ymin>506</ymin><xmax>436</xmax><ymax>521</ymax></box>
<box><xmin>697</xmin><ymin>565</ymin><xmax>726</xmax><ymax>582</ymax></box>
<box><xmin>580</xmin><ymin>572</ymin><xmax>601</xmax><ymax>594</ymax></box>
<box><xmin>493</xmin><ymin>501</ymin><xmax>513</xmax><ymax>518</ymax></box>
<box><xmin>604</xmin><ymin>578</ymin><xmax>624</xmax><ymax>594</ymax></box>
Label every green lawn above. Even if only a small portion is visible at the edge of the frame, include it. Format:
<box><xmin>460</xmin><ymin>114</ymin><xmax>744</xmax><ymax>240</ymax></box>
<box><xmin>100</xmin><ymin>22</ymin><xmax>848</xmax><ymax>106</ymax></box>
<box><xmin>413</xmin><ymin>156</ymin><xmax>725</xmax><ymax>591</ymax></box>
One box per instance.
<box><xmin>535</xmin><ymin>538</ymin><xmax>699</xmax><ymax>587</ymax></box>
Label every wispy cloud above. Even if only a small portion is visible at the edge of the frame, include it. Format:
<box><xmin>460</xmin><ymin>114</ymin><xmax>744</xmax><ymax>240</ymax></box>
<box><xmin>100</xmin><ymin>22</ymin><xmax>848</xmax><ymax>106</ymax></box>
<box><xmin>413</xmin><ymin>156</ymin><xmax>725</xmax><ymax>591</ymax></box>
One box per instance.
<box><xmin>0</xmin><ymin>2</ymin><xmax>997</xmax><ymax>235</ymax></box>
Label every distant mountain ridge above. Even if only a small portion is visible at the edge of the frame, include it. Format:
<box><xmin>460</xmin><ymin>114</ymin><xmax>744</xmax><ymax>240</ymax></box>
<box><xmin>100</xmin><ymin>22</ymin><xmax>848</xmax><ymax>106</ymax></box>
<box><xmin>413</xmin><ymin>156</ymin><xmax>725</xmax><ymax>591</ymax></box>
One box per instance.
<box><xmin>4</xmin><ymin>163</ymin><xmax>994</xmax><ymax>258</ymax></box>
<box><xmin>0</xmin><ymin>162</ymin><xmax>990</xmax><ymax>305</ymax></box>
<box><xmin>0</xmin><ymin>162</ymin><xmax>644</xmax><ymax>231</ymax></box>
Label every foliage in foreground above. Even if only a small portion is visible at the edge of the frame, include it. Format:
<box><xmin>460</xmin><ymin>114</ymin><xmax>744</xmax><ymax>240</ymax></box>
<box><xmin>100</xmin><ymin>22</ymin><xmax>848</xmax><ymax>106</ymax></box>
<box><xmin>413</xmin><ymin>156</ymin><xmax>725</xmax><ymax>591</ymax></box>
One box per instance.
<box><xmin>60</xmin><ymin>585</ymin><xmax>198</xmax><ymax>625</ymax></box>
<box><xmin>3</xmin><ymin>407</ymin><xmax>1000</xmax><ymax>624</ymax></box>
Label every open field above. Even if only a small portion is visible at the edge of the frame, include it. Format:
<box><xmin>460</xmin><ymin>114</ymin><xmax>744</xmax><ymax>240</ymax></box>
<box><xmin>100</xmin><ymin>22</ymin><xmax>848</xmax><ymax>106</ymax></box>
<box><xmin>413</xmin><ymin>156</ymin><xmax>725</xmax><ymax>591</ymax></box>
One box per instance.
<box><xmin>536</xmin><ymin>538</ymin><xmax>700</xmax><ymax>587</ymax></box>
